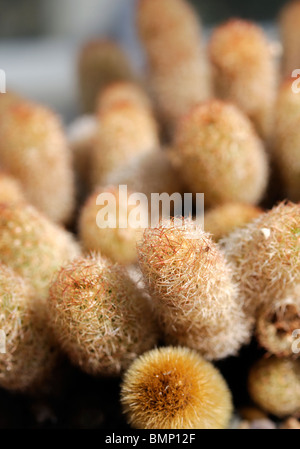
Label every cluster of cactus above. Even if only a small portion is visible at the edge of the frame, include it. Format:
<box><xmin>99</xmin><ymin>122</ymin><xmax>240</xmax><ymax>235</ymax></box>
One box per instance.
<box><xmin>1</xmin><ymin>0</ymin><xmax>300</xmax><ymax>431</ymax></box>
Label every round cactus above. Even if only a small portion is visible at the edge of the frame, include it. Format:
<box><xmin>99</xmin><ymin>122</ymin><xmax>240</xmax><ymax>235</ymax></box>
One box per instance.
<box><xmin>121</xmin><ymin>346</ymin><xmax>233</xmax><ymax>429</ymax></box>
<box><xmin>248</xmin><ymin>356</ymin><xmax>300</xmax><ymax>417</ymax></box>
<box><xmin>48</xmin><ymin>255</ymin><xmax>158</xmax><ymax>376</ymax></box>
<box><xmin>169</xmin><ymin>100</ymin><xmax>269</xmax><ymax>207</ymax></box>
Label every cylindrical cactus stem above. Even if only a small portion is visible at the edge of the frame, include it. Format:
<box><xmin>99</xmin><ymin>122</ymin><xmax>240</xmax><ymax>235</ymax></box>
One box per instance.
<box><xmin>256</xmin><ymin>284</ymin><xmax>300</xmax><ymax>357</ymax></box>
<box><xmin>0</xmin><ymin>264</ymin><xmax>59</xmax><ymax>393</ymax></box>
<box><xmin>221</xmin><ymin>202</ymin><xmax>300</xmax><ymax>316</ymax></box>
<box><xmin>248</xmin><ymin>356</ymin><xmax>300</xmax><ymax>417</ymax></box>
<box><xmin>137</xmin><ymin>0</ymin><xmax>211</xmax><ymax>132</ymax></box>
<box><xmin>209</xmin><ymin>19</ymin><xmax>278</xmax><ymax>139</ymax></box>
<box><xmin>273</xmin><ymin>79</ymin><xmax>300</xmax><ymax>202</ymax></box>
<box><xmin>78</xmin><ymin>40</ymin><xmax>136</xmax><ymax>113</ymax></box>
<box><xmin>279</xmin><ymin>0</ymin><xmax>300</xmax><ymax>77</ymax></box>
<box><xmin>48</xmin><ymin>255</ymin><xmax>158</xmax><ymax>376</ymax></box>
<box><xmin>106</xmin><ymin>149</ymin><xmax>185</xmax><ymax>205</ymax></box>
<box><xmin>137</xmin><ymin>218</ymin><xmax>252</xmax><ymax>360</ymax></box>
<box><xmin>90</xmin><ymin>94</ymin><xmax>159</xmax><ymax>189</ymax></box>
<box><xmin>0</xmin><ymin>202</ymin><xmax>80</xmax><ymax>300</ymax></box>
<box><xmin>121</xmin><ymin>346</ymin><xmax>233</xmax><ymax>429</ymax></box>
<box><xmin>0</xmin><ymin>100</ymin><xmax>75</xmax><ymax>224</ymax></box>
<box><xmin>169</xmin><ymin>100</ymin><xmax>269</xmax><ymax>207</ymax></box>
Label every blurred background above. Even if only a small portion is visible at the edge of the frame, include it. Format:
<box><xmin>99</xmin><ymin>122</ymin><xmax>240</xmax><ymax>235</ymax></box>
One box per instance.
<box><xmin>0</xmin><ymin>0</ymin><xmax>288</xmax><ymax>119</ymax></box>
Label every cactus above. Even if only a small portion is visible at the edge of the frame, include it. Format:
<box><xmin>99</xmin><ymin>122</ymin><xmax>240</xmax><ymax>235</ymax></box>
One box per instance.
<box><xmin>137</xmin><ymin>0</ymin><xmax>211</xmax><ymax>131</ymax></box>
<box><xmin>256</xmin><ymin>284</ymin><xmax>300</xmax><ymax>357</ymax></box>
<box><xmin>48</xmin><ymin>255</ymin><xmax>158</xmax><ymax>376</ymax></box>
<box><xmin>209</xmin><ymin>19</ymin><xmax>277</xmax><ymax>138</ymax></box>
<box><xmin>137</xmin><ymin>218</ymin><xmax>252</xmax><ymax>360</ymax></box>
<box><xmin>0</xmin><ymin>202</ymin><xmax>80</xmax><ymax>300</ymax></box>
<box><xmin>221</xmin><ymin>202</ymin><xmax>300</xmax><ymax>316</ymax></box>
<box><xmin>79</xmin><ymin>185</ymin><xmax>147</xmax><ymax>265</ymax></box>
<box><xmin>279</xmin><ymin>0</ymin><xmax>300</xmax><ymax>77</ymax></box>
<box><xmin>78</xmin><ymin>40</ymin><xmax>136</xmax><ymax>113</ymax></box>
<box><xmin>0</xmin><ymin>100</ymin><xmax>75</xmax><ymax>224</ymax></box>
<box><xmin>121</xmin><ymin>346</ymin><xmax>233</xmax><ymax>429</ymax></box>
<box><xmin>0</xmin><ymin>264</ymin><xmax>58</xmax><ymax>392</ymax></box>
<box><xmin>204</xmin><ymin>203</ymin><xmax>263</xmax><ymax>241</ymax></box>
<box><xmin>248</xmin><ymin>356</ymin><xmax>300</xmax><ymax>417</ymax></box>
<box><xmin>169</xmin><ymin>100</ymin><xmax>268</xmax><ymax>207</ymax></box>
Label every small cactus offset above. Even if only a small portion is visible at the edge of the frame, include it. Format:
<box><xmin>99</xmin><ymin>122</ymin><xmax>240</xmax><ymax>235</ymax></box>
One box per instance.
<box><xmin>248</xmin><ymin>356</ymin><xmax>300</xmax><ymax>417</ymax></box>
